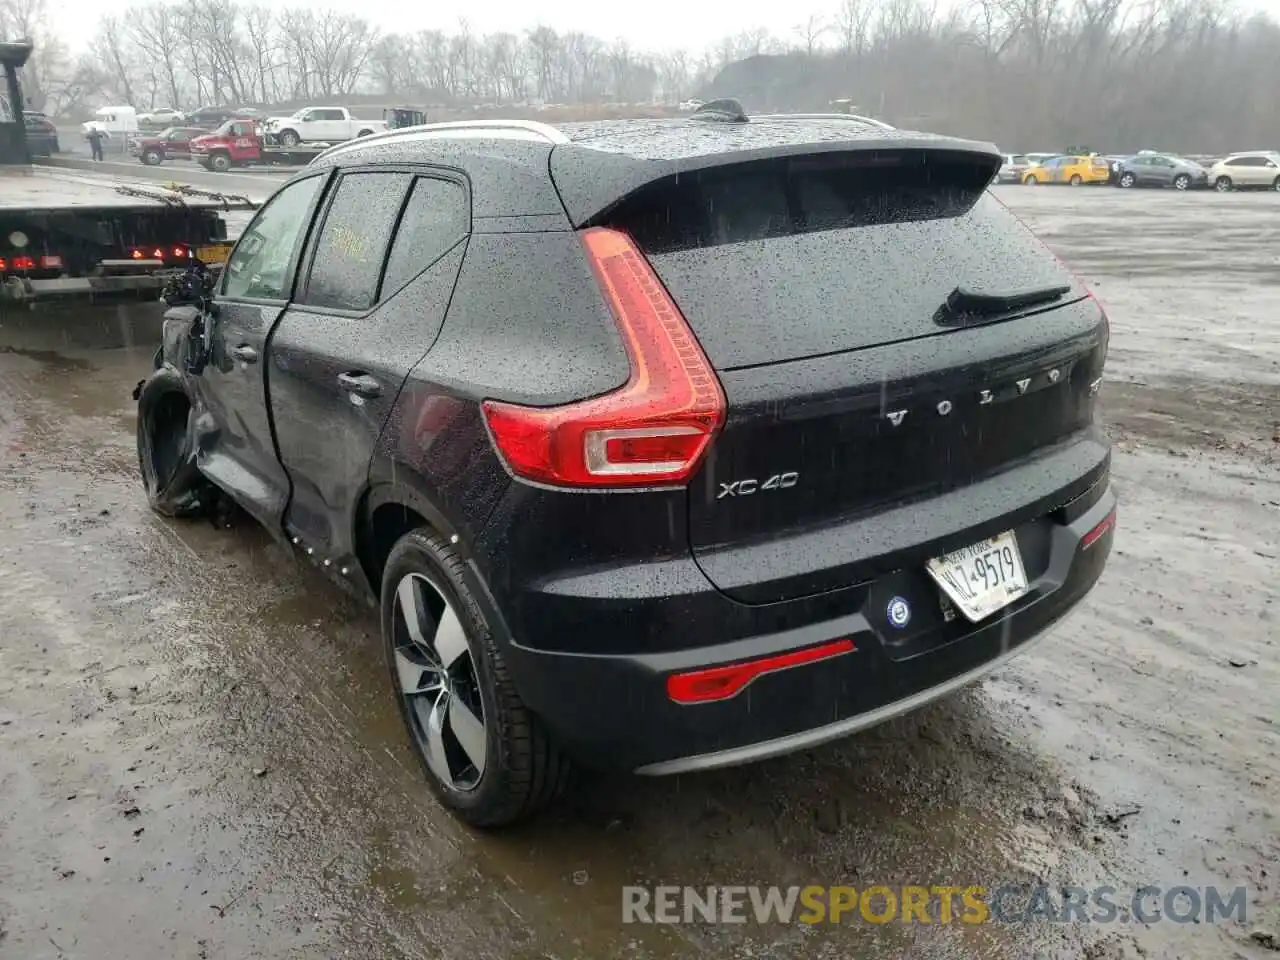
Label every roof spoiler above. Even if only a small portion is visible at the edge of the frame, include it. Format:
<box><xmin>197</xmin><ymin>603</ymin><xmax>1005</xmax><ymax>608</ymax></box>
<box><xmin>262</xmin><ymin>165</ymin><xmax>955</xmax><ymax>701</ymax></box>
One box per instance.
<box><xmin>550</xmin><ymin>134</ymin><xmax>1003</xmax><ymax>228</ymax></box>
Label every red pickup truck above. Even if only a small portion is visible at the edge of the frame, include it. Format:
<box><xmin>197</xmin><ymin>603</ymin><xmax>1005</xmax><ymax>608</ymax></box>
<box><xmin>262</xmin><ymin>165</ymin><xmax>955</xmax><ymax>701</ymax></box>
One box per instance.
<box><xmin>187</xmin><ymin>119</ymin><xmax>327</xmax><ymax>172</ymax></box>
<box><xmin>129</xmin><ymin>126</ymin><xmax>209</xmax><ymax>165</ymax></box>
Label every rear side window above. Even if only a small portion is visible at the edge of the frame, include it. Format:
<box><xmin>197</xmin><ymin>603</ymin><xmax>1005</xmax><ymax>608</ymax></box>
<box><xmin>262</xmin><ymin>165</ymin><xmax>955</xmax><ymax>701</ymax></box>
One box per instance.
<box><xmin>301</xmin><ymin>172</ymin><xmax>414</xmax><ymax>311</ymax></box>
<box><xmin>381</xmin><ymin>177</ymin><xmax>470</xmax><ymax>297</ymax></box>
<box><xmin>607</xmin><ymin>151</ymin><xmax>1075</xmax><ymax>369</ymax></box>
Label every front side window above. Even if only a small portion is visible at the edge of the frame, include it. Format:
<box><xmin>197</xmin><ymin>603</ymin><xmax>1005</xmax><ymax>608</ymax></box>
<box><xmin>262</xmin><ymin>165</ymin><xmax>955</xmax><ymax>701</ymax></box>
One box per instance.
<box><xmin>221</xmin><ymin>175</ymin><xmax>325</xmax><ymax>301</ymax></box>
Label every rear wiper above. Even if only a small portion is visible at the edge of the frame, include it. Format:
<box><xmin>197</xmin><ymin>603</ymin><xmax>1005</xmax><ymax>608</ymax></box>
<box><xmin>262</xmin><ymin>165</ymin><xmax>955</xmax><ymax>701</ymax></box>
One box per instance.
<box><xmin>935</xmin><ymin>283</ymin><xmax>1073</xmax><ymax>325</ymax></box>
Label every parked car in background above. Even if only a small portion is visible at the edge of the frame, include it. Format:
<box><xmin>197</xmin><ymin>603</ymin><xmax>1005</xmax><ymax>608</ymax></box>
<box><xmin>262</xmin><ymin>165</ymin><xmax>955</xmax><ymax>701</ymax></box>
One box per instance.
<box><xmin>187</xmin><ymin>106</ymin><xmax>236</xmax><ymax>129</ymax></box>
<box><xmin>996</xmin><ymin>153</ymin><xmax>1029</xmax><ymax>183</ymax></box>
<box><xmin>1022</xmin><ymin>155</ymin><xmax>1111</xmax><ymax>185</ymax></box>
<box><xmin>1207</xmin><ymin>152</ymin><xmax>1280</xmax><ymax>192</ymax></box>
<box><xmin>135</xmin><ymin>114</ymin><xmax>1116</xmax><ymax>827</ymax></box>
<box><xmin>262</xmin><ymin>107</ymin><xmax>384</xmax><ymax>146</ymax></box>
<box><xmin>24</xmin><ymin>111</ymin><xmax>59</xmax><ymax>156</ymax></box>
<box><xmin>1116</xmin><ymin>154</ymin><xmax>1208</xmax><ymax>190</ymax></box>
<box><xmin>139</xmin><ymin>106</ymin><xmax>185</xmax><ymax>127</ymax></box>
<box><xmin>1024</xmin><ymin>152</ymin><xmax>1058</xmax><ymax>165</ymax></box>
<box><xmin>129</xmin><ymin>126</ymin><xmax>208</xmax><ymax>165</ymax></box>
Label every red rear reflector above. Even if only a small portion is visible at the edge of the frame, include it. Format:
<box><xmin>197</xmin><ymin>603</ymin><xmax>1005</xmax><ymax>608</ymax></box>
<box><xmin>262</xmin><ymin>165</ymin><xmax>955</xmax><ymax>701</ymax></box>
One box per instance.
<box><xmin>12</xmin><ymin>255</ymin><xmax>34</xmax><ymax>271</ymax></box>
<box><xmin>152</xmin><ymin>248</ymin><xmax>165</xmax><ymax>259</ymax></box>
<box><xmin>173</xmin><ymin>246</ymin><xmax>188</xmax><ymax>258</ymax></box>
<box><xmin>1082</xmin><ymin>508</ymin><xmax>1116</xmax><ymax>549</ymax></box>
<box><xmin>667</xmin><ymin>639</ymin><xmax>856</xmax><ymax>705</ymax></box>
<box><xmin>131</xmin><ymin>249</ymin><xmax>144</xmax><ymax>259</ymax></box>
<box><xmin>482</xmin><ymin>227</ymin><xmax>726</xmax><ymax>488</ymax></box>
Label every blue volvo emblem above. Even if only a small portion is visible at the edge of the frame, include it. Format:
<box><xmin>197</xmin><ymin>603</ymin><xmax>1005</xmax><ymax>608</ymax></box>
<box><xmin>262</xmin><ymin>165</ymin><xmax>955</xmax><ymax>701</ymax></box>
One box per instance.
<box><xmin>887</xmin><ymin>596</ymin><xmax>912</xmax><ymax>629</ymax></box>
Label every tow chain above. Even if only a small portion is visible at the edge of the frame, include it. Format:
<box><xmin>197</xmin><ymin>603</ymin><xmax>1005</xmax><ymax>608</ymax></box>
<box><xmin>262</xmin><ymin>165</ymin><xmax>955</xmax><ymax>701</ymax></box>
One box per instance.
<box><xmin>162</xmin><ymin>182</ymin><xmax>258</xmax><ymax>210</ymax></box>
<box><xmin>111</xmin><ymin>184</ymin><xmax>258</xmax><ymax>211</ymax></box>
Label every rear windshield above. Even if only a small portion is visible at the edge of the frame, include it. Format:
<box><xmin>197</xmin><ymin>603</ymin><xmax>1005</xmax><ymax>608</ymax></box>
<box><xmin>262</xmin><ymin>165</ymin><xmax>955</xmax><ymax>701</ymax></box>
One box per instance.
<box><xmin>608</xmin><ymin>152</ymin><xmax>1075</xmax><ymax>369</ymax></box>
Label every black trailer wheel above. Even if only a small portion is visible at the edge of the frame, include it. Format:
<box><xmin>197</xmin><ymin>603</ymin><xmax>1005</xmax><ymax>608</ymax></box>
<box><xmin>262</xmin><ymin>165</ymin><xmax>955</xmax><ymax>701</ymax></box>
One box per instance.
<box><xmin>277</xmin><ymin>129</ymin><xmax>301</xmax><ymax>147</ymax></box>
<box><xmin>136</xmin><ymin>367</ymin><xmax>211</xmax><ymax>519</ymax></box>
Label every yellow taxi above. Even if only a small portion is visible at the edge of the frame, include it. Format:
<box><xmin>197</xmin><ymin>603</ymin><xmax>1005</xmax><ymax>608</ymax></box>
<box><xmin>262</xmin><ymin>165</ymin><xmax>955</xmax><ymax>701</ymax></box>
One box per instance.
<box><xmin>1021</xmin><ymin>155</ymin><xmax>1111</xmax><ymax>185</ymax></box>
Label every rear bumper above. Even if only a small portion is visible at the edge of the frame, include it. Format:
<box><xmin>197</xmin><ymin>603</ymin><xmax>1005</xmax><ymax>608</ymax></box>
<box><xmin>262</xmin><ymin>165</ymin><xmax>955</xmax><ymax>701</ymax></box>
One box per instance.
<box><xmin>498</xmin><ymin>476</ymin><xmax>1116</xmax><ymax>774</ymax></box>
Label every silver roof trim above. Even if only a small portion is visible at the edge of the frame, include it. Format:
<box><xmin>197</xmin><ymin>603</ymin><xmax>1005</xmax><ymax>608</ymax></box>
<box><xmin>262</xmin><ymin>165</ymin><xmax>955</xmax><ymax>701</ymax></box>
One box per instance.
<box><xmin>754</xmin><ymin>112</ymin><xmax>897</xmax><ymax>130</ymax></box>
<box><xmin>309</xmin><ymin>119</ymin><xmax>569</xmax><ymax>164</ymax></box>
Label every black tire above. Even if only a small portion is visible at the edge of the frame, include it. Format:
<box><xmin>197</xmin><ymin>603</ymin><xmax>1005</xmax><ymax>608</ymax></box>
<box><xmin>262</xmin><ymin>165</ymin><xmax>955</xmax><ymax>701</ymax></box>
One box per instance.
<box><xmin>142</xmin><ymin>149</ymin><xmax>163</xmax><ymax>165</ymax></box>
<box><xmin>136</xmin><ymin>367</ymin><xmax>210</xmax><ymax>518</ymax></box>
<box><xmin>1173</xmin><ymin>174</ymin><xmax>1191</xmax><ymax>191</ymax></box>
<box><xmin>1273</xmin><ymin>176</ymin><xmax>1280</xmax><ymax>192</ymax></box>
<box><xmin>356</xmin><ymin>128</ymin><xmax>374</xmax><ymax>137</ymax></box>
<box><xmin>1069</xmin><ymin>174</ymin><xmax>1083</xmax><ymax>185</ymax></box>
<box><xmin>277</xmin><ymin>129</ymin><xmax>300</xmax><ymax>147</ymax></box>
<box><xmin>1119</xmin><ymin>172</ymin><xmax>1136</xmax><ymax>188</ymax></box>
<box><xmin>381</xmin><ymin>529</ymin><xmax>568</xmax><ymax>828</ymax></box>
<box><xmin>209</xmin><ymin>151</ymin><xmax>231</xmax><ymax>172</ymax></box>
<box><xmin>1215</xmin><ymin>176</ymin><xmax>1233</xmax><ymax>192</ymax></box>
<box><xmin>1024</xmin><ymin>174</ymin><xmax>1039</xmax><ymax>185</ymax></box>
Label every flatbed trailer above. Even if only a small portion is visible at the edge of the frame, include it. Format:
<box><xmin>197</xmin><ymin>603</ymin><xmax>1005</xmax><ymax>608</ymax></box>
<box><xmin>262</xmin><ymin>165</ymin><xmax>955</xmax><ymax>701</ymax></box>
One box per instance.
<box><xmin>0</xmin><ymin>166</ymin><xmax>254</xmax><ymax>304</ymax></box>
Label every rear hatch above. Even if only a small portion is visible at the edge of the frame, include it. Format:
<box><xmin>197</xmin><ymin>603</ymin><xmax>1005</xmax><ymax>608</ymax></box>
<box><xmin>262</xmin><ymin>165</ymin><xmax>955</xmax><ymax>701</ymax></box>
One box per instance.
<box><xmin>599</xmin><ymin>147</ymin><xmax>1108</xmax><ymax>603</ymax></box>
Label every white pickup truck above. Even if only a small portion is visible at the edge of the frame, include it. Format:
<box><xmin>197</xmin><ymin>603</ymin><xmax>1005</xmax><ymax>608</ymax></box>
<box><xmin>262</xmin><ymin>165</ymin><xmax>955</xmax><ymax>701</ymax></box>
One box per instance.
<box><xmin>262</xmin><ymin>107</ymin><xmax>386</xmax><ymax>147</ymax></box>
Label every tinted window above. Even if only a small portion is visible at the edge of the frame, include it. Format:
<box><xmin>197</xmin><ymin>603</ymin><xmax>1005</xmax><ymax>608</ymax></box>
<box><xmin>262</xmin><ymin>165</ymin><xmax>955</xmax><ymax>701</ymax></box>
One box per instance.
<box><xmin>301</xmin><ymin>172</ymin><xmax>413</xmax><ymax>312</ymax></box>
<box><xmin>221</xmin><ymin>175</ymin><xmax>324</xmax><ymax>300</ymax></box>
<box><xmin>319</xmin><ymin>109</ymin><xmax>345</xmax><ymax>120</ymax></box>
<box><xmin>381</xmin><ymin>177</ymin><xmax>470</xmax><ymax>298</ymax></box>
<box><xmin>610</xmin><ymin>152</ymin><xmax>1075</xmax><ymax>368</ymax></box>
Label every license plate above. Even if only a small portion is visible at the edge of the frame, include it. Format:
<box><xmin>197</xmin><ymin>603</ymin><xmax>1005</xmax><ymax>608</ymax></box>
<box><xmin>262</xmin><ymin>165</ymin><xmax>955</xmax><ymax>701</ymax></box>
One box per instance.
<box><xmin>925</xmin><ymin>531</ymin><xmax>1029</xmax><ymax>623</ymax></box>
<box><xmin>196</xmin><ymin>244</ymin><xmax>231</xmax><ymax>265</ymax></box>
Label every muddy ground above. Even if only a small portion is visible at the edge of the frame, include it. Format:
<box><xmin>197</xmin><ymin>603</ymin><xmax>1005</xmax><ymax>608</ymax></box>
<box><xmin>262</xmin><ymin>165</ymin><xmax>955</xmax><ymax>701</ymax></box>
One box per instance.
<box><xmin>0</xmin><ymin>186</ymin><xmax>1276</xmax><ymax>960</ymax></box>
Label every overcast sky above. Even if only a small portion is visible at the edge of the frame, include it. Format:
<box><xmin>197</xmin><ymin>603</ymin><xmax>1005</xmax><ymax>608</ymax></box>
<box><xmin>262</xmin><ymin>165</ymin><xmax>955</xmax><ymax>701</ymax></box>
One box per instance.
<box><xmin>53</xmin><ymin>0</ymin><xmax>1280</xmax><ymax>56</ymax></box>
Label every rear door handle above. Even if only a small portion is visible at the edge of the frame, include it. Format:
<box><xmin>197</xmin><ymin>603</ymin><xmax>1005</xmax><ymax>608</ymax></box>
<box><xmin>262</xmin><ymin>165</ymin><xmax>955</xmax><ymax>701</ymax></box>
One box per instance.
<box><xmin>337</xmin><ymin>372</ymin><xmax>382</xmax><ymax>398</ymax></box>
<box><xmin>231</xmin><ymin>344</ymin><xmax>258</xmax><ymax>363</ymax></box>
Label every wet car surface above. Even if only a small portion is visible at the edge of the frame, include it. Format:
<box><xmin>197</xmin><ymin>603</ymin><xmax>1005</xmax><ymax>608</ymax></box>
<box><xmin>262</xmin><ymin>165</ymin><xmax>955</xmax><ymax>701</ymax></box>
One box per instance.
<box><xmin>1</xmin><ymin>186</ymin><xmax>1277</xmax><ymax>960</ymax></box>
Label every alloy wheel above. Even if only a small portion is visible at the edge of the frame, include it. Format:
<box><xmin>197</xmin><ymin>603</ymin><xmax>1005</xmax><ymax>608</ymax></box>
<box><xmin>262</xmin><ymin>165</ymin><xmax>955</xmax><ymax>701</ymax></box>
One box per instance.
<box><xmin>392</xmin><ymin>573</ymin><xmax>487</xmax><ymax>792</ymax></box>
<box><xmin>1174</xmin><ymin>175</ymin><xmax>1189</xmax><ymax>190</ymax></box>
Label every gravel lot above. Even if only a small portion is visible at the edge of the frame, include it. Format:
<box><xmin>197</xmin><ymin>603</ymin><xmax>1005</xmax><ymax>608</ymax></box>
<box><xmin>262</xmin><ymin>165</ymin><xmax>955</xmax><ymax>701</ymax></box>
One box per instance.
<box><xmin>0</xmin><ymin>185</ymin><xmax>1276</xmax><ymax>960</ymax></box>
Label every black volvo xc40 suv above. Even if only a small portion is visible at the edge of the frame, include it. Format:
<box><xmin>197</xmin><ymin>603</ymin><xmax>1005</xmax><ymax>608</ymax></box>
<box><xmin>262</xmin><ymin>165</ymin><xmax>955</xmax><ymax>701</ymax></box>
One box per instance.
<box><xmin>136</xmin><ymin>106</ymin><xmax>1116</xmax><ymax>827</ymax></box>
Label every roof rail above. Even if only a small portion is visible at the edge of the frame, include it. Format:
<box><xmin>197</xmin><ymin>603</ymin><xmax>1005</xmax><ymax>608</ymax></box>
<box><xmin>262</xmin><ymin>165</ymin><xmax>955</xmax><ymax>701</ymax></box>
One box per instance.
<box><xmin>310</xmin><ymin>118</ymin><xmax>569</xmax><ymax>164</ymax></box>
<box><xmin>755</xmin><ymin>112</ymin><xmax>896</xmax><ymax>130</ymax></box>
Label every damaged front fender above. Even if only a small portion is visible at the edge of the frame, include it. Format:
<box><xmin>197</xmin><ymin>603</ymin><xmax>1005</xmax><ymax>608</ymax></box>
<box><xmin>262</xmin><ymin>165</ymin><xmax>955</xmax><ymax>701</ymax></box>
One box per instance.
<box><xmin>135</xmin><ymin>310</ymin><xmax>216</xmax><ymax>518</ymax></box>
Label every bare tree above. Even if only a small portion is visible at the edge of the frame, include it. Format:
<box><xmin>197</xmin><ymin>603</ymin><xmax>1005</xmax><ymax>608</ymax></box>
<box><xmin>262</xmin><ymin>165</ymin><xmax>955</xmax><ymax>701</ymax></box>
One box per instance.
<box><xmin>795</xmin><ymin>14</ymin><xmax>830</xmax><ymax>54</ymax></box>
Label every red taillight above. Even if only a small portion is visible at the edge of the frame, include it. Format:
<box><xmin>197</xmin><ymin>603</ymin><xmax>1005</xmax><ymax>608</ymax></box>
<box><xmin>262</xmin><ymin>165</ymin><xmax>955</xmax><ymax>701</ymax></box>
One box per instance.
<box><xmin>152</xmin><ymin>247</ymin><xmax>164</xmax><ymax>259</ymax></box>
<box><xmin>667</xmin><ymin>639</ymin><xmax>857</xmax><ymax>705</ymax></box>
<box><xmin>131</xmin><ymin>249</ymin><xmax>144</xmax><ymax>259</ymax></box>
<box><xmin>1081</xmin><ymin>507</ymin><xmax>1116</xmax><ymax>549</ymax></box>
<box><xmin>173</xmin><ymin>246</ymin><xmax>188</xmax><ymax>258</ymax></box>
<box><xmin>481</xmin><ymin>227</ymin><xmax>726</xmax><ymax>488</ymax></box>
<box><xmin>11</xmin><ymin>255</ymin><xmax>34</xmax><ymax>271</ymax></box>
